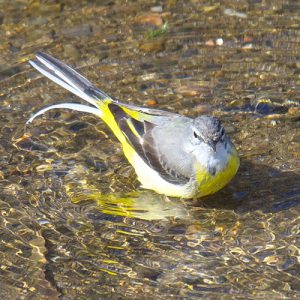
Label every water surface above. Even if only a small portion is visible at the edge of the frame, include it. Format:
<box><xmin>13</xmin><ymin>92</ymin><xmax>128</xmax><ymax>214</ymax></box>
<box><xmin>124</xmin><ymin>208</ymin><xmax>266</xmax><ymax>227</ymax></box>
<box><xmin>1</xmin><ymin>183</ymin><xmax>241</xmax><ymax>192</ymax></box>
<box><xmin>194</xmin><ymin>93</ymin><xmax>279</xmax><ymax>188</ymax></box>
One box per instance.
<box><xmin>1</xmin><ymin>0</ymin><xmax>300</xmax><ymax>299</ymax></box>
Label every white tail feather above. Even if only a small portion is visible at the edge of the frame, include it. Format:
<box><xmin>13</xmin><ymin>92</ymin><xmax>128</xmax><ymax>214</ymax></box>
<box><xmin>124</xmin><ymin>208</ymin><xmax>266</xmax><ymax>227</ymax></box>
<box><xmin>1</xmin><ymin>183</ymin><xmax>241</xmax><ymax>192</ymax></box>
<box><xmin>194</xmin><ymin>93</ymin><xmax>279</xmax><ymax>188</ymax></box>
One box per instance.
<box><xmin>36</xmin><ymin>54</ymin><xmax>93</xmax><ymax>92</ymax></box>
<box><xmin>29</xmin><ymin>60</ymin><xmax>97</xmax><ymax>106</ymax></box>
<box><xmin>26</xmin><ymin>103</ymin><xmax>101</xmax><ymax>124</ymax></box>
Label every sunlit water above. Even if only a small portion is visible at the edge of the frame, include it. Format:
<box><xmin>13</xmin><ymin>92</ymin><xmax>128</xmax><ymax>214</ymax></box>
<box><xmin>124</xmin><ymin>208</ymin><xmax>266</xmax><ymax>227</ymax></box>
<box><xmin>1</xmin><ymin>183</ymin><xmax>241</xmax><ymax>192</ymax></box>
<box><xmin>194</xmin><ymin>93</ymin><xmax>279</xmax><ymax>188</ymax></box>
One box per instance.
<box><xmin>1</xmin><ymin>0</ymin><xmax>300</xmax><ymax>299</ymax></box>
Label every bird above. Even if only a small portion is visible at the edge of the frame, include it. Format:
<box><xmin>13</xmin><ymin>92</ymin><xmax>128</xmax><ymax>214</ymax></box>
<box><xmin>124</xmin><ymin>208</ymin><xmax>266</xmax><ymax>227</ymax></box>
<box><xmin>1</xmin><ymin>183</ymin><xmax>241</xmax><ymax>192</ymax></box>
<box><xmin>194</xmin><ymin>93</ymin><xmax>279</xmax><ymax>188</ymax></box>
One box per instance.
<box><xmin>27</xmin><ymin>52</ymin><xmax>240</xmax><ymax>199</ymax></box>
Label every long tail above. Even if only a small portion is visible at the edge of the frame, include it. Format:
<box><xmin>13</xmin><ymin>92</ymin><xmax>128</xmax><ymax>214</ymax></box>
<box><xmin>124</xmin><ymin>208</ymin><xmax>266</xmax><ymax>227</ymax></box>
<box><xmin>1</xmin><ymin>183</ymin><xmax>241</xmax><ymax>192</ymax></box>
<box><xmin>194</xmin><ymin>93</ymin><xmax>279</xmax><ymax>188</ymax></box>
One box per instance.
<box><xmin>27</xmin><ymin>52</ymin><xmax>176</xmax><ymax>126</ymax></box>
<box><xmin>27</xmin><ymin>51</ymin><xmax>113</xmax><ymax>123</ymax></box>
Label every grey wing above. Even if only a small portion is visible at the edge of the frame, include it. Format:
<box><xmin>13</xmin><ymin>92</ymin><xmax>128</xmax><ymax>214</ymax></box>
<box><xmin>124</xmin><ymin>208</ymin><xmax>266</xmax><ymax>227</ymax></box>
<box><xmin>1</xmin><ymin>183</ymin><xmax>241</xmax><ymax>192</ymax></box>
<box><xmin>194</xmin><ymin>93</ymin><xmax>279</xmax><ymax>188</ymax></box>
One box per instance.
<box><xmin>108</xmin><ymin>103</ymin><xmax>190</xmax><ymax>184</ymax></box>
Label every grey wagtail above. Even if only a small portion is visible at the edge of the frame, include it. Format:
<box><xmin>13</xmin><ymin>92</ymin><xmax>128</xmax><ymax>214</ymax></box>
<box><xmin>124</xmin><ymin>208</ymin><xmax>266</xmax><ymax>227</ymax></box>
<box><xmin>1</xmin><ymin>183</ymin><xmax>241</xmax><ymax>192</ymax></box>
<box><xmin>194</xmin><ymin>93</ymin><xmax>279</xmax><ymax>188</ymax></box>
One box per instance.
<box><xmin>27</xmin><ymin>52</ymin><xmax>239</xmax><ymax>198</ymax></box>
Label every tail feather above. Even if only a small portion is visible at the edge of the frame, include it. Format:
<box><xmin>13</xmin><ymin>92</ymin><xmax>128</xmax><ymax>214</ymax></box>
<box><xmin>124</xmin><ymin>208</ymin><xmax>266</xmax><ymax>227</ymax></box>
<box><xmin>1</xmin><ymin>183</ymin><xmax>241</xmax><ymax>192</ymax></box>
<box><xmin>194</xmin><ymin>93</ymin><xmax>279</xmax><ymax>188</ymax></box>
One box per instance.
<box><xmin>26</xmin><ymin>103</ymin><xmax>101</xmax><ymax>124</ymax></box>
<box><xmin>28</xmin><ymin>52</ymin><xmax>178</xmax><ymax>126</ymax></box>
<box><xmin>30</xmin><ymin>51</ymin><xmax>112</xmax><ymax>108</ymax></box>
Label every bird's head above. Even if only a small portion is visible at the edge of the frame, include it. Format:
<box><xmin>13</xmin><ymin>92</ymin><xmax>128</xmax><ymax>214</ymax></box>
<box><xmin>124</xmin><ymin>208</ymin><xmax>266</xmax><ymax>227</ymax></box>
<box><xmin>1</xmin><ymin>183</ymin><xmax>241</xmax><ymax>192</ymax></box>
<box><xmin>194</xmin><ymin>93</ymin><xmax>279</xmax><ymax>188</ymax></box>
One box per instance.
<box><xmin>191</xmin><ymin>115</ymin><xmax>225</xmax><ymax>152</ymax></box>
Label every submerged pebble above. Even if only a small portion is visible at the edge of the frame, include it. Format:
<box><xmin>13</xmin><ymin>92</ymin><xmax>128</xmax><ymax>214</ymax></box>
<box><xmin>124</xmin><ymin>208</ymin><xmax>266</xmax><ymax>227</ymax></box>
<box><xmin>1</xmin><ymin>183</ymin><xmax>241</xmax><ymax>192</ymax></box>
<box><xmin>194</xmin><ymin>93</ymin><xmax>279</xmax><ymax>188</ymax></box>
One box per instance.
<box><xmin>224</xmin><ymin>8</ymin><xmax>247</xmax><ymax>18</ymax></box>
<box><xmin>253</xmin><ymin>99</ymin><xmax>288</xmax><ymax>115</ymax></box>
<box><xmin>61</xmin><ymin>24</ymin><xmax>92</xmax><ymax>38</ymax></box>
<box><xmin>135</xmin><ymin>13</ymin><xmax>163</xmax><ymax>27</ymax></box>
<box><xmin>13</xmin><ymin>135</ymin><xmax>49</xmax><ymax>152</ymax></box>
<box><xmin>145</xmin><ymin>99</ymin><xmax>158</xmax><ymax>106</ymax></box>
<box><xmin>139</xmin><ymin>39</ymin><xmax>165</xmax><ymax>52</ymax></box>
<box><xmin>151</xmin><ymin>6</ymin><xmax>163</xmax><ymax>13</ymax></box>
<box><xmin>63</xmin><ymin>44</ymin><xmax>80</xmax><ymax>59</ymax></box>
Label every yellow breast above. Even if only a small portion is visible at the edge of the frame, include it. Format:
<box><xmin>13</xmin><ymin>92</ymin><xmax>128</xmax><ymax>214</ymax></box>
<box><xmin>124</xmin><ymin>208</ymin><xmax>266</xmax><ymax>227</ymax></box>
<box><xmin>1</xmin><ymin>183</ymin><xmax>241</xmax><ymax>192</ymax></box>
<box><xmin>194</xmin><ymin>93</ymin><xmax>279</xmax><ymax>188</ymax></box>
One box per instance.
<box><xmin>194</xmin><ymin>150</ymin><xmax>240</xmax><ymax>198</ymax></box>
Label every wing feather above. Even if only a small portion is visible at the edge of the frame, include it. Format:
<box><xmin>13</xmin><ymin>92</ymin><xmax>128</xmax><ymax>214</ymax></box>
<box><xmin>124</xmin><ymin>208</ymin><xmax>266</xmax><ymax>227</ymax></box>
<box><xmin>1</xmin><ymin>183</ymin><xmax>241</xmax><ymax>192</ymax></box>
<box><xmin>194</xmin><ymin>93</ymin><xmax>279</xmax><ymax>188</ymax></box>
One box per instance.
<box><xmin>108</xmin><ymin>103</ymin><xmax>189</xmax><ymax>184</ymax></box>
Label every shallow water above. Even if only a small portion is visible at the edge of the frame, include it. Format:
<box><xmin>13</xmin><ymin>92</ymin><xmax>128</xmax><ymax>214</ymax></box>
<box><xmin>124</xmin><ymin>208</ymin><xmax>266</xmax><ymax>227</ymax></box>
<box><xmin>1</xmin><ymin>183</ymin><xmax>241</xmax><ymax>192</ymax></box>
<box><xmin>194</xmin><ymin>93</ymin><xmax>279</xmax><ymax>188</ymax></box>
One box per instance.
<box><xmin>1</xmin><ymin>0</ymin><xmax>300</xmax><ymax>299</ymax></box>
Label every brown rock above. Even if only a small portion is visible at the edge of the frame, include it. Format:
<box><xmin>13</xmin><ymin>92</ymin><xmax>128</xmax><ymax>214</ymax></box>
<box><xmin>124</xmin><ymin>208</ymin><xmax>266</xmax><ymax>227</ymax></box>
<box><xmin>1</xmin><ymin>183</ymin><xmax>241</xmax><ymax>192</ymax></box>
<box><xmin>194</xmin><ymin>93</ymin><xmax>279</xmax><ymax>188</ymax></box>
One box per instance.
<box><xmin>193</xmin><ymin>104</ymin><xmax>212</xmax><ymax>114</ymax></box>
<box><xmin>176</xmin><ymin>83</ymin><xmax>203</xmax><ymax>97</ymax></box>
<box><xmin>205</xmin><ymin>39</ymin><xmax>215</xmax><ymax>46</ymax></box>
<box><xmin>288</xmin><ymin>107</ymin><xmax>300</xmax><ymax>116</ymax></box>
<box><xmin>145</xmin><ymin>99</ymin><xmax>158</xmax><ymax>106</ymax></box>
<box><xmin>139</xmin><ymin>39</ymin><xmax>165</xmax><ymax>52</ymax></box>
<box><xmin>135</xmin><ymin>13</ymin><xmax>163</xmax><ymax>27</ymax></box>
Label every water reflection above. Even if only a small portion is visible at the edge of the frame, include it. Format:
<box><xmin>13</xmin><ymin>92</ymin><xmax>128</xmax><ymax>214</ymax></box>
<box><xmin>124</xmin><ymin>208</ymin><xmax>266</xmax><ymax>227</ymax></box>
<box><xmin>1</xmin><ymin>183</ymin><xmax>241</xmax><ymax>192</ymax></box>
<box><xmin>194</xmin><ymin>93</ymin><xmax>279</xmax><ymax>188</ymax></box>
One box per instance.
<box><xmin>64</xmin><ymin>159</ymin><xmax>300</xmax><ymax>222</ymax></box>
<box><xmin>68</xmin><ymin>188</ymin><xmax>190</xmax><ymax>221</ymax></box>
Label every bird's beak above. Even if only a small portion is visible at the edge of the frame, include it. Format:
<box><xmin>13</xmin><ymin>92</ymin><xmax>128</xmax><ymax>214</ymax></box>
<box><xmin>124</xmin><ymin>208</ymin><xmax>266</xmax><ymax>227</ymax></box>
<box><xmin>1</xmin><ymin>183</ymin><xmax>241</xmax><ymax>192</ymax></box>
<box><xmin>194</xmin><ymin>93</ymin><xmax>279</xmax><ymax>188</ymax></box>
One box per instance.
<box><xmin>208</xmin><ymin>141</ymin><xmax>217</xmax><ymax>152</ymax></box>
